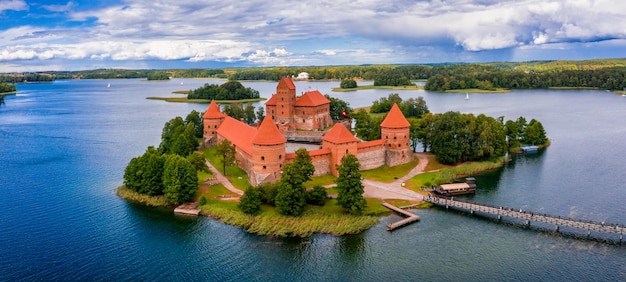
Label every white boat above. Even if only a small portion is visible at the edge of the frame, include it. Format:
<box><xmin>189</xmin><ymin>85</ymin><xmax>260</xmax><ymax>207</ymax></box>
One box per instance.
<box><xmin>107</xmin><ymin>83</ymin><xmax>110</xmax><ymax>88</ymax></box>
<box><xmin>465</xmin><ymin>93</ymin><xmax>469</xmax><ymax>100</ymax></box>
<box><xmin>180</xmin><ymin>81</ymin><xmax>184</xmax><ymax>85</ymax></box>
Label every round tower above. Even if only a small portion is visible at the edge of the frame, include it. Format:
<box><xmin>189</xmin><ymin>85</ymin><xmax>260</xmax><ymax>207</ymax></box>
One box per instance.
<box><xmin>202</xmin><ymin>100</ymin><xmax>225</xmax><ymax>146</ymax></box>
<box><xmin>380</xmin><ymin>103</ymin><xmax>412</xmax><ymax>166</ymax></box>
<box><xmin>251</xmin><ymin>116</ymin><xmax>286</xmax><ymax>185</ymax></box>
<box><xmin>273</xmin><ymin>77</ymin><xmax>296</xmax><ymax>125</ymax></box>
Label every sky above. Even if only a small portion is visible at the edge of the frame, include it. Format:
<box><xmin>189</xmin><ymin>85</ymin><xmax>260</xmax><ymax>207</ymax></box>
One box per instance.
<box><xmin>1</xmin><ymin>0</ymin><xmax>626</xmax><ymax>72</ymax></box>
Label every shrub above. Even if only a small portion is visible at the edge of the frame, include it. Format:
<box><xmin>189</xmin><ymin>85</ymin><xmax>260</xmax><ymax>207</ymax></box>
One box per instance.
<box><xmin>238</xmin><ymin>186</ymin><xmax>262</xmax><ymax>215</ymax></box>
<box><xmin>306</xmin><ymin>185</ymin><xmax>327</xmax><ymax>206</ymax></box>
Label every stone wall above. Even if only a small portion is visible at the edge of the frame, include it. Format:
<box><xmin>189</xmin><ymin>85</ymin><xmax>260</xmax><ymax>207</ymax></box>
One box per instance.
<box><xmin>385</xmin><ymin>148</ymin><xmax>414</xmax><ymax>167</ymax></box>
<box><xmin>357</xmin><ymin>146</ymin><xmax>386</xmax><ymax>170</ymax></box>
<box><xmin>282</xmin><ymin>131</ymin><xmax>325</xmax><ymax>142</ymax></box>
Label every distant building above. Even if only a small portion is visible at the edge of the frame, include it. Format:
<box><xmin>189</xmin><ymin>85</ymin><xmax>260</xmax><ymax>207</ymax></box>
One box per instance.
<box><xmin>295</xmin><ymin>72</ymin><xmax>309</xmax><ymax>80</ymax></box>
<box><xmin>203</xmin><ymin>78</ymin><xmax>413</xmax><ymax>186</ymax></box>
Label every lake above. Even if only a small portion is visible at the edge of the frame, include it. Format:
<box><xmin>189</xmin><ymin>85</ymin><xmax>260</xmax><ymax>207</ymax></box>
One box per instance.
<box><xmin>1</xmin><ymin>78</ymin><xmax>624</xmax><ymax>281</ymax></box>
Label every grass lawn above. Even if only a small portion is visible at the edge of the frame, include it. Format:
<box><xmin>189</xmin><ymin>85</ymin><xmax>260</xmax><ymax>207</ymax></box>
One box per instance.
<box><xmin>404</xmin><ymin>157</ymin><xmax>507</xmax><ymax>192</ymax></box>
<box><xmin>360</xmin><ymin>159</ymin><xmax>417</xmax><ymax>182</ymax></box>
<box><xmin>304</xmin><ymin>174</ymin><xmax>337</xmax><ymax>188</ymax></box>
<box><xmin>202</xmin><ymin>147</ymin><xmax>251</xmax><ymax>190</ymax></box>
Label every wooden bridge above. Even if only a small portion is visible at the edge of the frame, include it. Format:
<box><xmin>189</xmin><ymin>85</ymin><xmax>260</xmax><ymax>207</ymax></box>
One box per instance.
<box><xmin>423</xmin><ymin>195</ymin><xmax>625</xmax><ymax>242</ymax></box>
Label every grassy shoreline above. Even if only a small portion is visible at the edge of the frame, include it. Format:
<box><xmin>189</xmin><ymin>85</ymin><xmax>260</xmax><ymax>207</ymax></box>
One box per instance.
<box><xmin>332</xmin><ymin>85</ymin><xmax>423</xmax><ymax>92</ymax></box>
<box><xmin>146</xmin><ymin>97</ymin><xmax>266</xmax><ymax>103</ymax></box>
<box><xmin>444</xmin><ymin>88</ymin><xmax>510</xmax><ymax>93</ymax></box>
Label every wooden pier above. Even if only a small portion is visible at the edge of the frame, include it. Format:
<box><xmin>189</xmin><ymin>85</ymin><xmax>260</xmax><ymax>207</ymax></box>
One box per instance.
<box><xmin>423</xmin><ymin>195</ymin><xmax>624</xmax><ymax>242</ymax></box>
<box><xmin>382</xmin><ymin>202</ymin><xmax>420</xmax><ymax>231</ymax></box>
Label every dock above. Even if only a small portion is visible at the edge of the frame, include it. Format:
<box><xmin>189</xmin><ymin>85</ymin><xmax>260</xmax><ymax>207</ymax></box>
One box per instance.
<box><xmin>382</xmin><ymin>202</ymin><xmax>420</xmax><ymax>231</ymax></box>
<box><xmin>174</xmin><ymin>202</ymin><xmax>201</xmax><ymax>215</ymax></box>
<box><xmin>424</xmin><ymin>195</ymin><xmax>624</xmax><ymax>242</ymax></box>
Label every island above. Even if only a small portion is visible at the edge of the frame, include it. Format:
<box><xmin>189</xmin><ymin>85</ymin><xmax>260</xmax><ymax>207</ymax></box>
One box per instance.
<box><xmin>117</xmin><ymin>77</ymin><xmax>550</xmax><ymax>237</ymax></box>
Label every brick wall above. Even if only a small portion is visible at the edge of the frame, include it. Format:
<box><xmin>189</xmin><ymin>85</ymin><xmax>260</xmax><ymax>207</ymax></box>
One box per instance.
<box><xmin>357</xmin><ymin>146</ymin><xmax>386</xmax><ymax>170</ymax></box>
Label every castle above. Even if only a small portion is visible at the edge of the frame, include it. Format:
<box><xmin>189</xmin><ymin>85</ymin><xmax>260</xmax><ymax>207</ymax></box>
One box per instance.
<box><xmin>203</xmin><ymin>78</ymin><xmax>413</xmax><ymax>186</ymax></box>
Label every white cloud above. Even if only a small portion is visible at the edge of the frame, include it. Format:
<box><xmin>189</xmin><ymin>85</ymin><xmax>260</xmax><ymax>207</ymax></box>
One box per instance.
<box><xmin>2</xmin><ymin>0</ymin><xmax>626</xmax><ymax>71</ymax></box>
<box><xmin>0</xmin><ymin>0</ymin><xmax>27</xmax><ymax>12</ymax></box>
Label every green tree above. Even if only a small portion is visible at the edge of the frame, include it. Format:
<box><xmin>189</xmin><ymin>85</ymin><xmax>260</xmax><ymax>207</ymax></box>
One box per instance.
<box><xmin>336</xmin><ymin>154</ymin><xmax>366</xmax><ymax>215</ymax></box>
<box><xmin>123</xmin><ymin>146</ymin><xmax>165</xmax><ymax>195</ymax></box>
<box><xmin>185</xmin><ymin>110</ymin><xmax>203</xmax><ymax>138</ymax></box>
<box><xmin>214</xmin><ymin>139</ymin><xmax>236</xmax><ymax>175</ymax></box>
<box><xmin>257</xmin><ymin>182</ymin><xmax>279</xmax><ymax>205</ymax></box>
<box><xmin>325</xmin><ymin>94</ymin><xmax>352</xmax><ymax>120</ymax></box>
<box><xmin>255</xmin><ymin>106</ymin><xmax>265</xmax><ymax>122</ymax></box>
<box><xmin>159</xmin><ymin>116</ymin><xmax>185</xmax><ymax>154</ymax></box>
<box><xmin>340</xmin><ymin>78</ymin><xmax>357</xmax><ymax>88</ymax></box>
<box><xmin>400</xmin><ymin>97</ymin><xmax>429</xmax><ymax>118</ymax></box>
<box><xmin>306</xmin><ymin>185</ymin><xmax>327</xmax><ymax>206</ymax></box>
<box><xmin>186</xmin><ymin>151</ymin><xmax>207</xmax><ymax>172</ymax></box>
<box><xmin>162</xmin><ymin>154</ymin><xmax>198</xmax><ymax>205</ymax></box>
<box><xmin>244</xmin><ymin>103</ymin><xmax>256</xmax><ymax>124</ymax></box>
<box><xmin>275</xmin><ymin>148</ymin><xmax>315</xmax><ymax>216</ymax></box>
<box><xmin>505</xmin><ymin>119</ymin><xmax>521</xmax><ymax>149</ymax></box>
<box><xmin>238</xmin><ymin>186</ymin><xmax>262</xmax><ymax>214</ymax></box>
<box><xmin>370</xmin><ymin>93</ymin><xmax>403</xmax><ymax>113</ymax></box>
<box><xmin>352</xmin><ymin>109</ymin><xmax>382</xmax><ymax>141</ymax></box>
<box><xmin>523</xmin><ymin>119</ymin><xmax>548</xmax><ymax>145</ymax></box>
<box><xmin>223</xmin><ymin>103</ymin><xmax>245</xmax><ymax>120</ymax></box>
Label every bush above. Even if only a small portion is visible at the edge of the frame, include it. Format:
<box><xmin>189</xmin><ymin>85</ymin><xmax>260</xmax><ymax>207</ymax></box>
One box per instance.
<box><xmin>306</xmin><ymin>185</ymin><xmax>327</xmax><ymax>206</ymax></box>
<box><xmin>198</xmin><ymin>196</ymin><xmax>207</xmax><ymax>206</ymax></box>
<box><xmin>340</xmin><ymin>79</ymin><xmax>357</xmax><ymax>89</ymax></box>
<box><xmin>238</xmin><ymin>186</ymin><xmax>262</xmax><ymax>214</ymax></box>
<box><xmin>257</xmin><ymin>182</ymin><xmax>278</xmax><ymax>206</ymax></box>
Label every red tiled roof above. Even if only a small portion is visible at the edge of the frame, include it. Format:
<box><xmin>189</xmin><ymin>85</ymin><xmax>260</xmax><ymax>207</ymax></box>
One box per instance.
<box><xmin>252</xmin><ymin>115</ymin><xmax>286</xmax><ymax>145</ymax></box>
<box><xmin>322</xmin><ymin>123</ymin><xmax>358</xmax><ymax>144</ymax></box>
<box><xmin>295</xmin><ymin>90</ymin><xmax>330</xmax><ymax>107</ymax></box>
<box><xmin>357</xmin><ymin>139</ymin><xmax>385</xmax><ymax>149</ymax></box>
<box><xmin>380</xmin><ymin>103</ymin><xmax>410</xmax><ymax>128</ymax></box>
<box><xmin>278</xmin><ymin>77</ymin><xmax>296</xmax><ymax>90</ymax></box>
<box><xmin>216</xmin><ymin>116</ymin><xmax>257</xmax><ymax>155</ymax></box>
<box><xmin>265</xmin><ymin>94</ymin><xmax>277</xmax><ymax>106</ymax></box>
<box><xmin>202</xmin><ymin>100</ymin><xmax>225</xmax><ymax>119</ymax></box>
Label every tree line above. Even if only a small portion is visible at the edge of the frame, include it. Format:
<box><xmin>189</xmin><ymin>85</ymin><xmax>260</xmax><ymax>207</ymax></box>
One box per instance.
<box><xmin>123</xmin><ymin>110</ymin><xmax>206</xmax><ymax>205</ymax></box>
<box><xmin>187</xmin><ymin>81</ymin><xmax>260</xmax><ymax>100</ymax></box>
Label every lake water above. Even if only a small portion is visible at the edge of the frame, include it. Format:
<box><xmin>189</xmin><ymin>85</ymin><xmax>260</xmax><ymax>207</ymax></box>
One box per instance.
<box><xmin>1</xmin><ymin>78</ymin><xmax>625</xmax><ymax>281</ymax></box>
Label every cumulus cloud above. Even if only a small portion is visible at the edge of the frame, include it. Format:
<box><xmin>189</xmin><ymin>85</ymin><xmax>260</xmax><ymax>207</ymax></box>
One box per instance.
<box><xmin>2</xmin><ymin>0</ymin><xmax>626</xmax><ymax>71</ymax></box>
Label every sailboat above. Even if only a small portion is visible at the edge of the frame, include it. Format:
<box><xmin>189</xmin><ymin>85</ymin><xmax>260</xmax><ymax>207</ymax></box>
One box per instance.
<box><xmin>465</xmin><ymin>93</ymin><xmax>469</xmax><ymax>100</ymax></box>
<box><xmin>107</xmin><ymin>83</ymin><xmax>111</xmax><ymax>88</ymax></box>
<box><xmin>180</xmin><ymin>81</ymin><xmax>184</xmax><ymax>86</ymax></box>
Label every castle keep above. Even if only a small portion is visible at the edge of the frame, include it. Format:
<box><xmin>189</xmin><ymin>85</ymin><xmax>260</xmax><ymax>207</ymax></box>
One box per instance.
<box><xmin>203</xmin><ymin>78</ymin><xmax>413</xmax><ymax>186</ymax></box>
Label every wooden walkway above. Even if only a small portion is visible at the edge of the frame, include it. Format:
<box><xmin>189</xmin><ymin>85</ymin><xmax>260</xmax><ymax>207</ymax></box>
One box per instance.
<box><xmin>382</xmin><ymin>202</ymin><xmax>420</xmax><ymax>231</ymax></box>
<box><xmin>423</xmin><ymin>195</ymin><xmax>625</xmax><ymax>241</ymax></box>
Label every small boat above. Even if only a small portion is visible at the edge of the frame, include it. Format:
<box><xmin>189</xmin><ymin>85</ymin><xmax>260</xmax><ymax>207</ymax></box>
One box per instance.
<box><xmin>434</xmin><ymin>178</ymin><xmax>476</xmax><ymax>196</ymax></box>
<box><xmin>180</xmin><ymin>81</ymin><xmax>184</xmax><ymax>85</ymax></box>
<box><xmin>520</xmin><ymin>145</ymin><xmax>539</xmax><ymax>152</ymax></box>
<box><xmin>107</xmin><ymin>83</ymin><xmax>111</xmax><ymax>88</ymax></box>
<box><xmin>465</xmin><ymin>93</ymin><xmax>469</xmax><ymax>100</ymax></box>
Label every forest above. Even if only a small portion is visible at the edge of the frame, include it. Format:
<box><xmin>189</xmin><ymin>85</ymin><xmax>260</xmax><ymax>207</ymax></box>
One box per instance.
<box><xmin>187</xmin><ymin>80</ymin><xmax>260</xmax><ymax>100</ymax></box>
<box><xmin>2</xmin><ymin>58</ymin><xmax>625</xmax><ymax>90</ymax></box>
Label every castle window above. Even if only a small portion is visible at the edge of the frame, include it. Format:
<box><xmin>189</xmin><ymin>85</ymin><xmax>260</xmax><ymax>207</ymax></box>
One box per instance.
<box><xmin>346</xmin><ymin>149</ymin><xmax>349</xmax><ymax>154</ymax></box>
<box><xmin>303</xmin><ymin>111</ymin><xmax>305</xmax><ymax>115</ymax></box>
<box><xmin>281</xmin><ymin>105</ymin><xmax>284</xmax><ymax>108</ymax></box>
<box><xmin>386</xmin><ymin>136</ymin><xmax>388</xmax><ymax>139</ymax></box>
<box><xmin>281</xmin><ymin>97</ymin><xmax>284</xmax><ymax>101</ymax></box>
<box><xmin>398</xmin><ymin>144</ymin><xmax>401</xmax><ymax>148</ymax></box>
<box><xmin>214</xmin><ymin>125</ymin><xmax>217</xmax><ymax>128</ymax></box>
<box><xmin>261</xmin><ymin>156</ymin><xmax>265</xmax><ymax>160</ymax></box>
<box><xmin>303</xmin><ymin>119</ymin><xmax>305</xmax><ymax>123</ymax></box>
<box><xmin>263</xmin><ymin>165</ymin><xmax>266</xmax><ymax>170</ymax></box>
<box><xmin>281</xmin><ymin>111</ymin><xmax>284</xmax><ymax>114</ymax></box>
<box><xmin>279</xmin><ymin>155</ymin><xmax>282</xmax><ymax>159</ymax></box>
<box><xmin>394</xmin><ymin>136</ymin><xmax>397</xmax><ymax>140</ymax></box>
<box><xmin>280</xmin><ymin>164</ymin><xmax>282</xmax><ymax>168</ymax></box>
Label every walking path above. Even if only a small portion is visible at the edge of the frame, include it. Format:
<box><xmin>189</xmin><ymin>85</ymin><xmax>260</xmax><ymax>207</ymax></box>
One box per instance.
<box><xmin>204</xmin><ymin>160</ymin><xmax>244</xmax><ymax>196</ymax></box>
<box><xmin>203</xmin><ymin>153</ymin><xmax>430</xmax><ymax>201</ymax></box>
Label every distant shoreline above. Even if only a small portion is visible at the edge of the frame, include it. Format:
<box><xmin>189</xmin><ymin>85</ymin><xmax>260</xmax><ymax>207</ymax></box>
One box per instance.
<box><xmin>146</xmin><ymin>97</ymin><xmax>266</xmax><ymax>103</ymax></box>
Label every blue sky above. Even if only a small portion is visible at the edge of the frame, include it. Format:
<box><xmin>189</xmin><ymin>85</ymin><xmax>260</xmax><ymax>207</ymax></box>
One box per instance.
<box><xmin>1</xmin><ymin>0</ymin><xmax>626</xmax><ymax>72</ymax></box>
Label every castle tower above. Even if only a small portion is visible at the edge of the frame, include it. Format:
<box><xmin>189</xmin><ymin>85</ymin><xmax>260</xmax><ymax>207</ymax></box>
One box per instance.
<box><xmin>202</xmin><ymin>100</ymin><xmax>225</xmax><ymax>145</ymax></box>
<box><xmin>321</xmin><ymin>123</ymin><xmax>358</xmax><ymax>176</ymax></box>
<box><xmin>380</xmin><ymin>103</ymin><xmax>412</xmax><ymax>167</ymax></box>
<box><xmin>250</xmin><ymin>115</ymin><xmax>287</xmax><ymax>185</ymax></box>
<box><xmin>271</xmin><ymin>77</ymin><xmax>296</xmax><ymax>125</ymax></box>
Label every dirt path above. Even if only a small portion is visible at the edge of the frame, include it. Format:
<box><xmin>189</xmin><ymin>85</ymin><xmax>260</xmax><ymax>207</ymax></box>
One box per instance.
<box><xmin>361</xmin><ymin>152</ymin><xmax>430</xmax><ymax>201</ymax></box>
<box><xmin>204</xmin><ymin>152</ymin><xmax>430</xmax><ymax>201</ymax></box>
<box><xmin>204</xmin><ymin>160</ymin><xmax>244</xmax><ymax>196</ymax></box>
